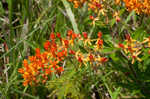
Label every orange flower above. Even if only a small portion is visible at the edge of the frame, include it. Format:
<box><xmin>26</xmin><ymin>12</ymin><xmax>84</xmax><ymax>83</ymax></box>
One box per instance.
<box><xmin>89</xmin><ymin>15</ymin><xmax>94</xmax><ymax>20</ymax></box>
<box><xmin>115</xmin><ymin>0</ymin><xmax>120</xmax><ymax>5</ymax></box>
<box><xmin>57</xmin><ymin>49</ymin><xmax>67</xmax><ymax>61</ymax></box>
<box><xmin>18</xmin><ymin>68</ymin><xmax>24</xmax><ymax>74</ymax></box>
<box><xmin>23</xmin><ymin>59</ymin><xmax>28</xmax><ymax>67</ymax></box>
<box><xmin>23</xmin><ymin>80</ymin><xmax>29</xmax><ymax>86</ymax></box>
<box><xmin>89</xmin><ymin>54</ymin><xmax>94</xmax><ymax>62</ymax></box>
<box><xmin>18</xmin><ymin>30</ymin><xmax>109</xmax><ymax>86</ymax></box>
<box><xmin>118</xmin><ymin>43</ymin><xmax>124</xmax><ymax>49</ymax></box>
<box><xmin>68</xmin><ymin>0</ymin><xmax>87</xmax><ymax>8</ymax></box>
<box><xmin>78</xmin><ymin>57</ymin><xmax>83</xmax><ymax>63</ymax></box>
<box><xmin>44</xmin><ymin>41</ymin><xmax>51</xmax><ymax>51</ymax></box>
<box><xmin>35</xmin><ymin>48</ymin><xmax>41</xmax><ymax>58</ymax></box>
<box><xmin>57</xmin><ymin>32</ymin><xmax>61</xmax><ymax>39</ymax></box>
<box><xmin>83</xmin><ymin>32</ymin><xmax>88</xmax><ymax>39</ymax></box>
<box><xmin>69</xmin><ymin>50</ymin><xmax>75</xmax><ymax>55</ymax></box>
<box><xmin>71</xmin><ymin>33</ymin><xmax>77</xmax><ymax>40</ymax></box>
<box><xmin>28</xmin><ymin>56</ymin><xmax>36</xmax><ymax>62</ymax></box>
<box><xmin>125</xmin><ymin>34</ymin><xmax>131</xmax><ymax>41</ymax></box>
<box><xmin>45</xmin><ymin>68</ymin><xmax>52</xmax><ymax>75</ymax></box>
<box><xmin>18</xmin><ymin>36</ymin><xmax>65</xmax><ymax>86</ymax></box>
<box><xmin>67</xmin><ymin>30</ymin><xmax>73</xmax><ymax>37</ymax></box>
<box><xmin>97</xmin><ymin>39</ymin><xmax>103</xmax><ymax>49</ymax></box>
<box><xmin>123</xmin><ymin>0</ymin><xmax>150</xmax><ymax>15</ymax></box>
<box><xmin>98</xmin><ymin>32</ymin><xmax>102</xmax><ymax>38</ymax></box>
<box><xmin>56</xmin><ymin>67</ymin><xmax>64</xmax><ymax>73</ymax></box>
<box><xmin>63</xmin><ymin>39</ymin><xmax>69</xmax><ymax>48</ymax></box>
<box><xmin>118</xmin><ymin>35</ymin><xmax>143</xmax><ymax>64</ymax></box>
<box><xmin>96</xmin><ymin>56</ymin><xmax>108</xmax><ymax>65</ymax></box>
<box><xmin>50</xmin><ymin>32</ymin><xmax>55</xmax><ymax>40</ymax></box>
<box><xmin>131</xmin><ymin>51</ymin><xmax>142</xmax><ymax>64</ymax></box>
<box><xmin>142</xmin><ymin>36</ymin><xmax>150</xmax><ymax>47</ymax></box>
<box><xmin>100</xmin><ymin>57</ymin><xmax>108</xmax><ymax>63</ymax></box>
<box><xmin>113</xmin><ymin>11</ymin><xmax>120</xmax><ymax>22</ymax></box>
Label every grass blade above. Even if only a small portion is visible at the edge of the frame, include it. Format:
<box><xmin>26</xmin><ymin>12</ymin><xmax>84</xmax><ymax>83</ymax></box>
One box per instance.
<box><xmin>61</xmin><ymin>0</ymin><xmax>79</xmax><ymax>33</ymax></box>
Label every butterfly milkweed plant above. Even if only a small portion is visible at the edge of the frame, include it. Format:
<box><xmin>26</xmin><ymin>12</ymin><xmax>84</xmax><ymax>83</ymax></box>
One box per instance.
<box><xmin>0</xmin><ymin>0</ymin><xmax>150</xmax><ymax>99</ymax></box>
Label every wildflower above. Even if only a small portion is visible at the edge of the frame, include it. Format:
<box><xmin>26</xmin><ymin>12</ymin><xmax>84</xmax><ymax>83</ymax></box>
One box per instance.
<box><xmin>68</xmin><ymin>0</ymin><xmax>87</xmax><ymax>8</ymax></box>
<box><xmin>98</xmin><ymin>32</ymin><xmax>102</xmax><ymax>38</ymax></box>
<box><xmin>113</xmin><ymin>11</ymin><xmax>120</xmax><ymax>22</ymax></box>
<box><xmin>44</xmin><ymin>41</ymin><xmax>51</xmax><ymax>51</ymax></box>
<box><xmin>83</xmin><ymin>32</ymin><xmax>88</xmax><ymax>39</ymax></box>
<box><xmin>18</xmin><ymin>37</ymin><xmax>65</xmax><ymax>86</ymax></box>
<box><xmin>116</xmin><ymin>16</ymin><xmax>120</xmax><ymax>22</ymax></box>
<box><xmin>89</xmin><ymin>54</ymin><xmax>95</xmax><ymax>62</ymax></box>
<box><xmin>88</xmin><ymin>0</ymin><xmax>102</xmax><ymax>13</ymax></box>
<box><xmin>18</xmin><ymin>30</ymin><xmax>110</xmax><ymax>86</ymax></box>
<box><xmin>71</xmin><ymin>33</ymin><xmax>77</xmax><ymax>40</ymax></box>
<box><xmin>142</xmin><ymin>37</ymin><xmax>150</xmax><ymax>47</ymax></box>
<box><xmin>96</xmin><ymin>56</ymin><xmax>108</xmax><ymax>64</ymax></box>
<box><xmin>51</xmin><ymin>47</ymin><xmax>57</xmax><ymax>57</ymax></box>
<box><xmin>63</xmin><ymin>39</ymin><xmax>69</xmax><ymax>48</ymax></box>
<box><xmin>67</xmin><ymin>30</ymin><xmax>73</xmax><ymax>37</ymax></box>
<box><xmin>57</xmin><ymin>32</ymin><xmax>61</xmax><ymax>39</ymax></box>
<box><xmin>35</xmin><ymin>48</ymin><xmax>41</xmax><ymax>58</ymax></box>
<box><xmin>69</xmin><ymin>39</ymin><xmax>74</xmax><ymax>46</ymax></box>
<box><xmin>18</xmin><ymin>68</ymin><xmax>24</xmax><ymax>74</ymax></box>
<box><xmin>125</xmin><ymin>34</ymin><xmax>131</xmax><ymax>41</ymax></box>
<box><xmin>56</xmin><ymin>67</ymin><xmax>64</xmax><ymax>73</ymax></box>
<box><xmin>49</xmin><ymin>60</ymin><xmax>59</xmax><ymax>70</ymax></box>
<box><xmin>119</xmin><ymin>35</ymin><xmax>143</xmax><ymax>64</ymax></box>
<box><xmin>50</xmin><ymin>32</ymin><xmax>55</xmax><ymax>40</ymax></box>
<box><xmin>82</xmin><ymin>32</ymin><xmax>92</xmax><ymax>46</ymax></box>
<box><xmin>78</xmin><ymin>57</ymin><xmax>83</xmax><ymax>63</ymax></box>
<box><xmin>57</xmin><ymin>49</ymin><xmax>67</xmax><ymax>61</ymax></box>
<box><xmin>45</xmin><ymin>68</ymin><xmax>52</xmax><ymax>75</ymax></box>
<box><xmin>23</xmin><ymin>59</ymin><xmax>28</xmax><ymax>67</ymax></box>
<box><xmin>118</xmin><ymin>43</ymin><xmax>125</xmax><ymax>49</ymax></box>
<box><xmin>69</xmin><ymin>50</ymin><xmax>75</xmax><ymax>55</ymax></box>
<box><xmin>148</xmin><ymin>50</ymin><xmax>150</xmax><ymax>54</ymax></box>
<box><xmin>23</xmin><ymin>80</ymin><xmax>29</xmax><ymax>86</ymax></box>
<box><xmin>89</xmin><ymin>15</ymin><xmax>94</xmax><ymax>20</ymax></box>
<box><xmin>123</xmin><ymin>0</ymin><xmax>150</xmax><ymax>15</ymax></box>
<box><xmin>90</xmin><ymin>16</ymin><xmax>99</xmax><ymax>25</ymax></box>
<box><xmin>75</xmin><ymin>51</ymin><xmax>84</xmax><ymax>66</ymax></box>
<box><xmin>130</xmin><ymin>51</ymin><xmax>142</xmax><ymax>64</ymax></box>
<box><xmin>115</xmin><ymin>0</ymin><xmax>120</xmax><ymax>5</ymax></box>
<box><xmin>100</xmin><ymin>57</ymin><xmax>108</xmax><ymax>63</ymax></box>
<box><xmin>96</xmin><ymin>39</ymin><xmax>103</xmax><ymax>49</ymax></box>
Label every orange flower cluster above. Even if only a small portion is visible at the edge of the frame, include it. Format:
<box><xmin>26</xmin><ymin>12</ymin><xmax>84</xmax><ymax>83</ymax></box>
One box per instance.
<box><xmin>118</xmin><ymin>34</ymin><xmax>142</xmax><ymax>64</ymax></box>
<box><xmin>18</xmin><ymin>30</ymin><xmax>108</xmax><ymax>86</ymax></box>
<box><xmin>75</xmin><ymin>31</ymin><xmax>108</xmax><ymax>66</ymax></box>
<box><xmin>68</xmin><ymin>0</ymin><xmax>103</xmax><ymax>13</ymax></box>
<box><xmin>118</xmin><ymin>34</ymin><xmax>150</xmax><ymax>64</ymax></box>
<box><xmin>123</xmin><ymin>0</ymin><xmax>150</xmax><ymax>14</ymax></box>
<box><xmin>68</xmin><ymin>0</ymin><xmax>87</xmax><ymax>8</ymax></box>
<box><xmin>18</xmin><ymin>32</ymin><xmax>67</xmax><ymax>86</ymax></box>
<box><xmin>68</xmin><ymin>0</ymin><xmax>105</xmax><ymax>26</ymax></box>
<box><xmin>88</xmin><ymin>0</ymin><xmax>103</xmax><ymax>13</ymax></box>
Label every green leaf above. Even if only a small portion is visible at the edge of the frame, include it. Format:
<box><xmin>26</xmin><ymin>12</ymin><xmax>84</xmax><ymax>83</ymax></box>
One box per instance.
<box><xmin>121</xmin><ymin>11</ymin><xmax>135</xmax><ymax>32</ymax></box>
<box><xmin>0</xmin><ymin>1</ymin><xmax>4</xmax><ymax>15</ymax></box>
<box><xmin>110</xmin><ymin>53</ymin><xmax>119</xmax><ymax>61</ymax></box>
<box><xmin>61</xmin><ymin>0</ymin><xmax>79</xmax><ymax>33</ymax></box>
<box><xmin>110</xmin><ymin>18</ymin><xmax>116</xmax><ymax>27</ymax></box>
<box><xmin>112</xmin><ymin>87</ymin><xmax>121</xmax><ymax>99</ymax></box>
<box><xmin>101</xmin><ymin>47</ymin><xmax>116</xmax><ymax>53</ymax></box>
